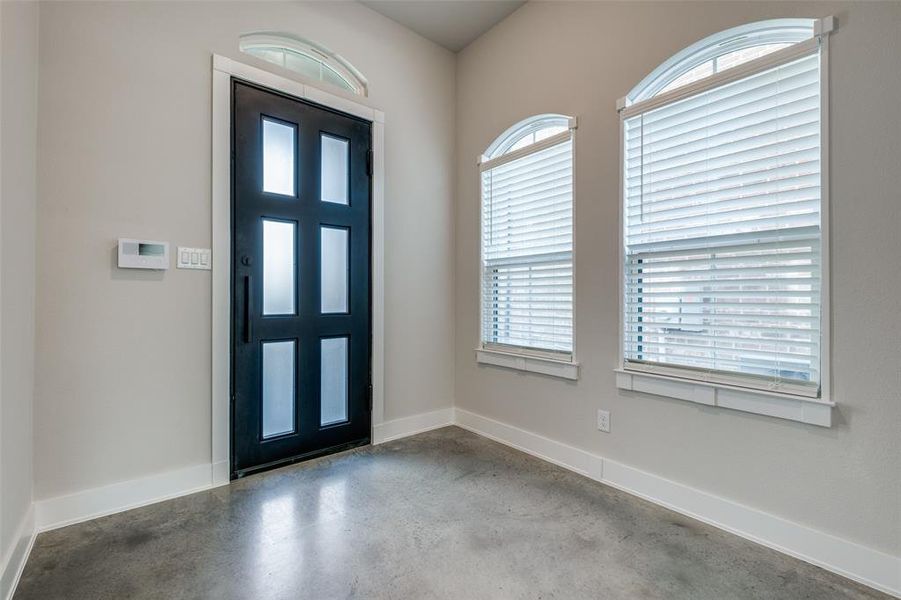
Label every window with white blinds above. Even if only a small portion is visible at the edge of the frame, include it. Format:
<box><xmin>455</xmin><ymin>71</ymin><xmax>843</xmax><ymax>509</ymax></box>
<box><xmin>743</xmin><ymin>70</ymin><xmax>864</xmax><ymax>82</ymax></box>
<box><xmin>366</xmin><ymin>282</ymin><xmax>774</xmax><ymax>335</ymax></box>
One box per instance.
<box><xmin>621</xmin><ymin>32</ymin><xmax>825</xmax><ymax>397</ymax></box>
<box><xmin>480</xmin><ymin>117</ymin><xmax>574</xmax><ymax>357</ymax></box>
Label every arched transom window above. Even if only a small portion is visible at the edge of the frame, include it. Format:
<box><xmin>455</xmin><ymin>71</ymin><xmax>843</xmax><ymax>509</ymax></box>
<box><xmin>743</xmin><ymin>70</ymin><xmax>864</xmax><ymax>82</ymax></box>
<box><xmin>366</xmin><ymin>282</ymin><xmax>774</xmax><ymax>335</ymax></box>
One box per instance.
<box><xmin>484</xmin><ymin>114</ymin><xmax>570</xmax><ymax>159</ymax></box>
<box><xmin>478</xmin><ymin>114</ymin><xmax>578</xmax><ymax>370</ymax></box>
<box><xmin>240</xmin><ymin>33</ymin><xmax>367</xmax><ymax>96</ymax></box>
<box><xmin>628</xmin><ymin>19</ymin><xmax>814</xmax><ymax>104</ymax></box>
<box><xmin>618</xmin><ymin>18</ymin><xmax>835</xmax><ymax>407</ymax></box>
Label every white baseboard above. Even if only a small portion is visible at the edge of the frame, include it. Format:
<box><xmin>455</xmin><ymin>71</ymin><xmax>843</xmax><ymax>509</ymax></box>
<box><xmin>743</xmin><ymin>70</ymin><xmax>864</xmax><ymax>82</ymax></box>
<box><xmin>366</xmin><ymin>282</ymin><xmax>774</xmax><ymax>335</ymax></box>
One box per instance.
<box><xmin>17</xmin><ymin>407</ymin><xmax>899</xmax><ymax>599</ymax></box>
<box><xmin>212</xmin><ymin>460</ymin><xmax>230</xmax><ymax>487</ymax></box>
<box><xmin>34</xmin><ymin>463</ymin><xmax>221</xmax><ymax>533</ymax></box>
<box><xmin>454</xmin><ymin>407</ymin><xmax>901</xmax><ymax>598</ymax></box>
<box><xmin>32</xmin><ymin>406</ymin><xmax>457</xmax><ymax>536</ymax></box>
<box><xmin>454</xmin><ymin>406</ymin><xmax>603</xmax><ymax>481</ymax></box>
<box><xmin>31</xmin><ymin>408</ymin><xmax>457</xmax><ymax>534</ymax></box>
<box><xmin>0</xmin><ymin>504</ymin><xmax>35</xmax><ymax>600</ymax></box>
<box><xmin>372</xmin><ymin>406</ymin><xmax>454</xmax><ymax>444</ymax></box>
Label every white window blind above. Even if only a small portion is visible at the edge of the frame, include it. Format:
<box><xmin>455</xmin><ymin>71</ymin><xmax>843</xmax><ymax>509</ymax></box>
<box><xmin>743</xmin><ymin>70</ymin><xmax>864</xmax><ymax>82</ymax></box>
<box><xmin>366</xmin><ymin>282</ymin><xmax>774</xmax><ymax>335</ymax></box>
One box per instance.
<box><xmin>622</xmin><ymin>49</ymin><xmax>822</xmax><ymax>397</ymax></box>
<box><xmin>481</xmin><ymin>130</ymin><xmax>574</xmax><ymax>356</ymax></box>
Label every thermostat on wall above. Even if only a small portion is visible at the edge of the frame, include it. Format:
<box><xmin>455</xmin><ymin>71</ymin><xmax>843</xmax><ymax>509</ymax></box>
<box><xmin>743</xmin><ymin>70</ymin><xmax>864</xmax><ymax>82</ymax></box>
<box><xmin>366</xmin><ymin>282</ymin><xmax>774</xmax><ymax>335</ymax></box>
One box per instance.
<box><xmin>117</xmin><ymin>238</ymin><xmax>169</xmax><ymax>270</ymax></box>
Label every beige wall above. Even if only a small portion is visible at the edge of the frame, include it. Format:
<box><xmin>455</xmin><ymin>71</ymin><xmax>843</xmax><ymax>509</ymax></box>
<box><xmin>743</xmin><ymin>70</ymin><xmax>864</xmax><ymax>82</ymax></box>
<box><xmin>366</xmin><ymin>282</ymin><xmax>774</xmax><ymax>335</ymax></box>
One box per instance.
<box><xmin>34</xmin><ymin>1</ymin><xmax>455</xmax><ymax>500</ymax></box>
<box><xmin>455</xmin><ymin>1</ymin><xmax>901</xmax><ymax>556</ymax></box>
<box><xmin>0</xmin><ymin>0</ymin><xmax>39</xmax><ymax>574</ymax></box>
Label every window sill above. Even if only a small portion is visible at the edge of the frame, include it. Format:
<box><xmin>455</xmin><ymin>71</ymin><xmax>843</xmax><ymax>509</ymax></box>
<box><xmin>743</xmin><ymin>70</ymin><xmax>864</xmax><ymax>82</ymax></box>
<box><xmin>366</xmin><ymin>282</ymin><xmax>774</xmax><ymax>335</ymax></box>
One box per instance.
<box><xmin>476</xmin><ymin>348</ymin><xmax>580</xmax><ymax>380</ymax></box>
<box><xmin>615</xmin><ymin>368</ymin><xmax>833</xmax><ymax>427</ymax></box>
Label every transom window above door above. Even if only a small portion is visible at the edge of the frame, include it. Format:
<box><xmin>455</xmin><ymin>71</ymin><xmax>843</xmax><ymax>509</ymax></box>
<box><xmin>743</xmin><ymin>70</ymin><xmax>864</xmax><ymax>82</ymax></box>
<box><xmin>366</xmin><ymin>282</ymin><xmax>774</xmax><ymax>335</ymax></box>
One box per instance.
<box><xmin>477</xmin><ymin>114</ymin><xmax>578</xmax><ymax>379</ymax></box>
<box><xmin>240</xmin><ymin>32</ymin><xmax>368</xmax><ymax>96</ymax></box>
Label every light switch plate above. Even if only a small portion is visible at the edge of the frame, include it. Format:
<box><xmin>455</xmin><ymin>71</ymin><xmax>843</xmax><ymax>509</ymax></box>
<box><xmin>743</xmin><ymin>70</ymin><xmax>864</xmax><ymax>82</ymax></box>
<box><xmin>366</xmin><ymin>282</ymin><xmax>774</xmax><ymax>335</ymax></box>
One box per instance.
<box><xmin>177</xmin><ymin>247</ymin><xmax>211</xmax><ymax>270</ymax></box>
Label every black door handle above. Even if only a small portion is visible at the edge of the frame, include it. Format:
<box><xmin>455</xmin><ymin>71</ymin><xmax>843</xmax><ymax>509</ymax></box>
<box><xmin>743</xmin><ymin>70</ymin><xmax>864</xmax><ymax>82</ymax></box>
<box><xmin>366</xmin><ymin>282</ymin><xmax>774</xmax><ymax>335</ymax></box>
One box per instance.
<box><xmin>244</xmin><ymin>275</ymin><xmax>252</xmax><ymax>343</ymax></box>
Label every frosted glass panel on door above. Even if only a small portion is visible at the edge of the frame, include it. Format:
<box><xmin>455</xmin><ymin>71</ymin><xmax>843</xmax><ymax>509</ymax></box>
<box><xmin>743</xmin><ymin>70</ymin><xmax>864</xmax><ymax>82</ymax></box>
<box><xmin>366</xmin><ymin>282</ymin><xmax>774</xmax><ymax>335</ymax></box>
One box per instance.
<box><xmin>263</xmin><ymin>220</ymin><xmax>296</xmax><ymax>315</ymax></box>
<box><xmin>262</xmin><ymin>341</ymin><xmax>296</xmax><ymax>438</ymax></box>
<box><xmin>320</xmin><ymin>337</ymin><xmax>348</xmax><ymax>425</ymax></box>
<box><xmin>320</xmin><ymin>227</ymin><xmax>348</xmax><ymax>313</ymax></box>
<box><xmin>320</xmin><ymin>135</ymin><xmax>349</xmax><ymax>205</ymax></box>
<box><xmin>262</xmin><ymin>118</ymin><xmax>296</xmax><ymax>196</ymax></box>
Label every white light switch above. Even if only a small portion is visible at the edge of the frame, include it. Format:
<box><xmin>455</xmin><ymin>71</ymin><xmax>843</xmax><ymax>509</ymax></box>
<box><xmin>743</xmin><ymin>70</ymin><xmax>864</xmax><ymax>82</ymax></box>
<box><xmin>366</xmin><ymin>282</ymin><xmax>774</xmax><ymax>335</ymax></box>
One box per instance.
<box><xmin>177</xmin><ymin>247</ymin><xmax>211</xmax><ymax>270</ymax></box>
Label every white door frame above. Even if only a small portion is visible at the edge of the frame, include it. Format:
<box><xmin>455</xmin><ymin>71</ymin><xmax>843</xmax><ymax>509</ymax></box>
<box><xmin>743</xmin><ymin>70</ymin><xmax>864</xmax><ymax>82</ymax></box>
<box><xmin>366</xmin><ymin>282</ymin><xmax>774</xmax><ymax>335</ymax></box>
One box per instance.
<box><xmin>210</xmin><ymin>54</ymin><xmax>385</xmax><ymax>486</ymax></box>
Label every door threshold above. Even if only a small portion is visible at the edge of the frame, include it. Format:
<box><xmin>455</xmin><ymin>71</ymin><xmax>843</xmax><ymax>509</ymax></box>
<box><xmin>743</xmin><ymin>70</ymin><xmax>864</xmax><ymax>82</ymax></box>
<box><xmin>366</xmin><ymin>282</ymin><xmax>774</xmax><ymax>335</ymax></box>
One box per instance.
<box><xmin>232</xmin><ymin>437</ymin><xmax>371</xmax><ymax>479</ymax></box>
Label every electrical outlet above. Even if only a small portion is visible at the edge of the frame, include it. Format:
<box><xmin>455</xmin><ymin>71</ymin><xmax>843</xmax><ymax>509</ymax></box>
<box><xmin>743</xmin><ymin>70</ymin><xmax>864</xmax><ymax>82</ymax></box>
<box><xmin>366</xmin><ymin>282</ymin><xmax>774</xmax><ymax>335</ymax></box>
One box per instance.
<box><xmin>597</xmin><ymin>409</ymin><xmax>611</xmax><ymax>433</ymax></box>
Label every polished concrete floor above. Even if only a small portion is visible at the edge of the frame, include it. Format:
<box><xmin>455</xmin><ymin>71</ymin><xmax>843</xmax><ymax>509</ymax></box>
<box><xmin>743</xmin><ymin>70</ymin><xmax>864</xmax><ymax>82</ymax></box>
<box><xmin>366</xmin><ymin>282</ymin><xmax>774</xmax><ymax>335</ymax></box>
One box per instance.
<box><xmin>16</xmin><ymin>426</ymin><xmax>889</xmax><ymax>600</ymax></box>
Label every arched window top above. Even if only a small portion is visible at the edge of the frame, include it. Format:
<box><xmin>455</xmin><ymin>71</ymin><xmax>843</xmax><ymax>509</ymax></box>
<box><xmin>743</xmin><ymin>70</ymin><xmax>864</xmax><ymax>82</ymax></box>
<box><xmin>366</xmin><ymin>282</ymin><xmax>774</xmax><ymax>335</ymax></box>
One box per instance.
<box><xmin>627</xmin><ymin>19</ymin><xmax>815</xmax><ymax>104</ymax></box>
<box><xmin>484</xmin><ymin>114</ymin><xmax>572</xmax><ymax>160</ymax></box>
<box><xmin>240</xmin><ymin>33</ymin><xmax>368</xmax><ymax>96</ymax></box>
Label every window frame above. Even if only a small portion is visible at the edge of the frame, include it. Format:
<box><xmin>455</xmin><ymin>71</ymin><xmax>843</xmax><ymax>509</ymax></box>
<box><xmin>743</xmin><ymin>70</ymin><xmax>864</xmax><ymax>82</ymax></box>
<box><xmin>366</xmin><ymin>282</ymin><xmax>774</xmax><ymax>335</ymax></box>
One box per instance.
<box><xmin>616</xmin><ymin>17</ymin><xmax>836</xmax><ymax>426</ymax></box>
<box><xmin>477</xmin><ymin>114</ymin><xmax>580</xmax><ymax>380</ymax></box>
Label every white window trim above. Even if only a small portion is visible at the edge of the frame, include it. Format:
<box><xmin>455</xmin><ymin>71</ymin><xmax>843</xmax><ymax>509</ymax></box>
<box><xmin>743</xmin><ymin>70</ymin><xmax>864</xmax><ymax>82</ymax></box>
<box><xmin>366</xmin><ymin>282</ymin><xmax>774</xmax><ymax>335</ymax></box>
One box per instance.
<box><xmin>476</xmin><ymin>347</ymin><xmax>580</xmax><ymax>381</ymax></box>
<box><xmin>615</xmin><ymin>17</ymin><xmax>836</xmax><ymax>427</ymax></box>
<box><xmin>614</xmin><ymin>369</ymin><xmax>833</xmax><ymax>427</ymax></box>
<box><xmin>211</xmin><ymin>54</ymin><xmax>385</xmax><ymax>485</ymax></box>
<box><xmin>476</xmin><ymin>115</ymin><xmax>580</xmax><ymax>379</ymax></box>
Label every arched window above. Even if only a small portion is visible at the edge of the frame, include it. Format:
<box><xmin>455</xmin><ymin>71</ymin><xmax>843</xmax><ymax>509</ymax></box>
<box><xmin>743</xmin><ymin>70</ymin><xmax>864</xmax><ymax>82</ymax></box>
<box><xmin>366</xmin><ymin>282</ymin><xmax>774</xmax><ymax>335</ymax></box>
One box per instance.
<box><xmin>240</xmin><ymin>33</ymin><xmax>367</xmax><ymax>96</ymax></box>
<box><xmin>617</xmin><ymin>18</ymin><xmax>835</xmax><ymax>409</ymax></box>
<box><xmin>484</xmin><ymin>114</ymin><xmax>570</xmax><ymax>159</ymax></box>
<box><xmin>628</xmin><ymin>19</ymin><xmax>814</xmax><ymax>103</ymax></box>
<box><xmin>477</xmin><ymin>115</ymin><xmax>578</xmax><ymax>374</ymax></box>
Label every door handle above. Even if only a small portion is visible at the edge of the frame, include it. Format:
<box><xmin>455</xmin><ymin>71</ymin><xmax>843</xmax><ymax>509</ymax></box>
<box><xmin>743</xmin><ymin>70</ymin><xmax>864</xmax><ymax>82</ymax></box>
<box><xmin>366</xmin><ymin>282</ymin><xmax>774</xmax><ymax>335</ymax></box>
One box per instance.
<box><xmin>244</xmin><ymin>275</ymin><xmax>252</xmax><ymax>343</ymax></box>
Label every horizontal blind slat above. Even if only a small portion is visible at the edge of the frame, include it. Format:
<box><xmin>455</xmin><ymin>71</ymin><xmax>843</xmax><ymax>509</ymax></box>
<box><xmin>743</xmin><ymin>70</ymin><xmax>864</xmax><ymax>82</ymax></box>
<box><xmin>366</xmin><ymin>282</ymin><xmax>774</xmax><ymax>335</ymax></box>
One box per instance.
<box><xmin>626</xmin><ymin>314</ymin><xmax>818</xmax><ymax>327</ymax></box>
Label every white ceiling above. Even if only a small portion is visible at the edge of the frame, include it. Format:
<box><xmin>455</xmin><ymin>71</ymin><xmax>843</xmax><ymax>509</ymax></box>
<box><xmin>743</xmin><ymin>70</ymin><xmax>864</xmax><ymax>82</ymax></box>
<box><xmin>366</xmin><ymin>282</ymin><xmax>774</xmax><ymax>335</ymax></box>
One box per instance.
<box><xmin>362</xmin><ymin>0</ymin><xmax>526</xmax><ymax>52</ymax></box>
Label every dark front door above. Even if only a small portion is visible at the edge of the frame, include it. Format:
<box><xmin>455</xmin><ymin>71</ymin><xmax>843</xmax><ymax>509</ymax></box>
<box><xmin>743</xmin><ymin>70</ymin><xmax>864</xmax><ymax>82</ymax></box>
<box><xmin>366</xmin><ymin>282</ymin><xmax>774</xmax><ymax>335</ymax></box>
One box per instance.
<box><xmin>231</xmin><ymin>79</ymin><xmax>372</xmax><ymax>478</ymax></box>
